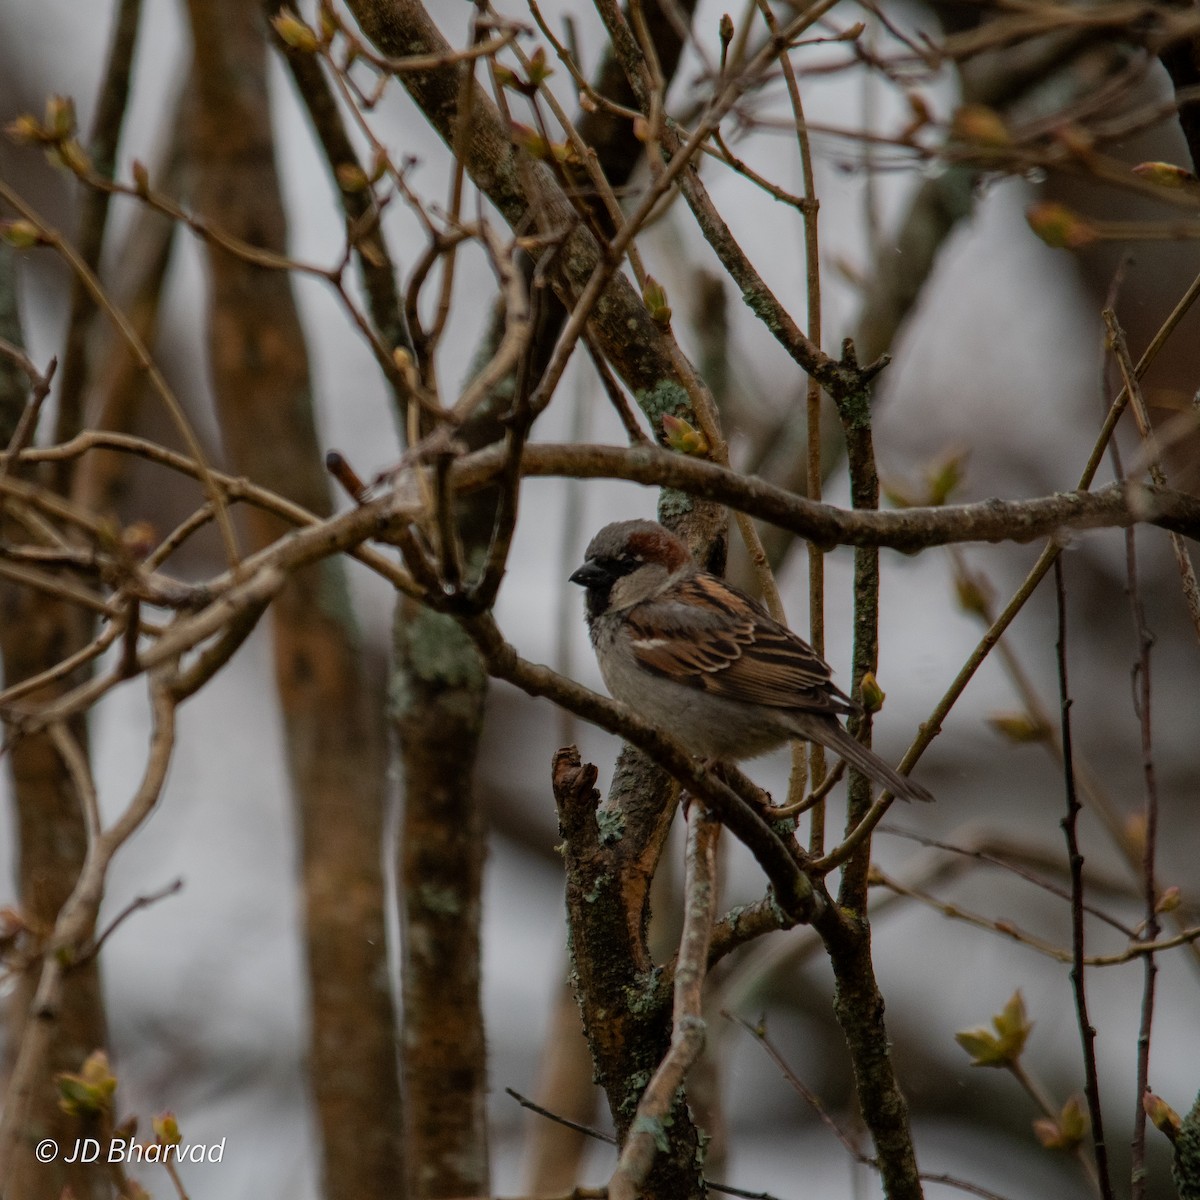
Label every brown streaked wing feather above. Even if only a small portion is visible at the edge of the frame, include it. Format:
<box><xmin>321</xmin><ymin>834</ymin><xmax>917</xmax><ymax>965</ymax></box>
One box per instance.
<box><xmin>627</xmin><ymin>573</ymin><xmax>855</xmax><ymax>715</ymax></box>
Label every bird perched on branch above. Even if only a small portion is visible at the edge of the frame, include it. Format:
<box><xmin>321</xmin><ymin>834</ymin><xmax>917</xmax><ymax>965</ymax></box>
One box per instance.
<box><xmin>570</xmin><ymin>519</ymin><xmax>933</xmax><ymax>804</ymax></box>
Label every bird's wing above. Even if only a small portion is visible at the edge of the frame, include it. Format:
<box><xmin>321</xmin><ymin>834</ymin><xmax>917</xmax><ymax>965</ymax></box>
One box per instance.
<box><xmin>627</xmin><ymin>572</ymin><xmax>857</xmax><ymax>716</ymax></box>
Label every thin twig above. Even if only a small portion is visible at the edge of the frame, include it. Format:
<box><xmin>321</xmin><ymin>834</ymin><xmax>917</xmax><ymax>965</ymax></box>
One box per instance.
<box><xmin>9</xmin><ymin>428</ymin><xmax>421</xmax><ymax>594</ymax></box>
<box><xmin>1108</xmin><ymin>415</ymin><xmax>1161</xmax><ymax>1200</ymax></box>
<box><xmin>0</xmin><ymin>620</ymin><xmax>124</xmax><ymax>708</ymax></box>
<box><xmin>1103</xmin><ymin>309</ymin><xmax>1200</xmax><ymax>643</ymax></box>
<box><xmin>819</xmin><ymin>263</ymin><xmax>1200</xmax><ymax>872</ymax></box>
<box><xmin>52</xmin><ymin>0</ymin><xmax>145</xmax><ymax>464</ymax></box>
<box><xmin>751</xmin><ymin>0</ymin><xmax>826</xmax><ymax>835</ymax></box>
<box><xmin>268</xmin><ymin>5</ymin><xmax>411</xmax><ymax>363</ymax></box>
<box><xmin>1055</xmin><ymin>557</ymin><xmax>1114</xmax><ymax>1200</ymax></box>
<box><xmin>504</xmin><ymin>1087</ymin><xmax>616</xmax><ymax>1144</ymax></box>
<box><xmin>0</xmin><ymin>180</ymin><xmax>241</xmax><ymax>567</ymax></box>
<box><xmin>82</xmin><ymin>878</ymin><xmax>184</xmax><ymax>962</ymax></box>
<box><xmin>730</xmin><ymin>1011</ymin><xmax>867</xmax><ymax>1160</ymax></box>
<box><xmin>0</xmin><ymin>345</ymin><xmax>57</xmax><ymax>477</ymax></box>
<box><xmin>883</xmin><ymin>824</ymin><xmax>1139</xmax><ymax>938</ymax></box>
<box><xmin>581</xmin><ymin>333</ymin><xmax>650</xmax><ymax>444</ymax></box>
<box><xmin>731</xmin><ymin>1011</ymin><xmax>1019</xmax><ymax>1200</ymax></box>
<box><xmin>0</xmin><ymin>681</ymin><xmax>177</xmax><ymax>1179</ymax></box>
<box><xmin>609</xmin><ymin>811</ymin><xmax>720</xmax><ymax>1200</ymax></box>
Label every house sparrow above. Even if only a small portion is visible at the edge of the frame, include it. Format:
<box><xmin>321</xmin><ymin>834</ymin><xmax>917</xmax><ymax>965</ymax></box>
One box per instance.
<box><xmin>570</xmin><ymin>519</ymin><xmax>933</xmax><ymax>803</ymax></box>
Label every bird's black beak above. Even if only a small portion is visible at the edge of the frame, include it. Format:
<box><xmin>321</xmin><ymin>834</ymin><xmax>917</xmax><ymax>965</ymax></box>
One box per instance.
<box><xmin>569</xmin><ymin>561</ymin><xmax>609</xmax><ymax>588</ymax></box>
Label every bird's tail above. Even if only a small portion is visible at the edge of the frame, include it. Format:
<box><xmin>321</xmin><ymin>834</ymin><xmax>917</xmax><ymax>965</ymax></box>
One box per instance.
<box><xmin>812</xmin><ymin>717</ymin><xmax>934</xmax><ymax>803</ymax></box>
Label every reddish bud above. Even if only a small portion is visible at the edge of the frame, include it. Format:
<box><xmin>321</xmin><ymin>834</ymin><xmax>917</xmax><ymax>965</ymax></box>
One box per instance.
<box><xmin>1132</xmin><ymin>161</ymin><xmax>1196</xmax><ymax>189</ymax></box>
<box><xmin>661</xmin><ymin>413</ymin><xmax>708</xmax><ymax>456</ymax></box>
<box><xmin>121</xmin><ymin>521</ymin><xmax>157</xmax><ymax>561</ymax></box>
<box><xmin>1144</xmin><ymin>1091</ymin><xmax>1181</xmax><ymax>1142</ymax></box>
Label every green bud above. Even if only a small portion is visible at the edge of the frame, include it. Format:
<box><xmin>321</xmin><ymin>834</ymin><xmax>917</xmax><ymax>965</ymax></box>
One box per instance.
<box><xmin>56</xmin><ymin>1050</ymin><xmax>117</xmax><ymax>1117</ymax></box>
<box><xmin>988</xmin><ymin>712</ymin><xmax>1049</xmax><ymax>743</ymax></box>
<box><xmin>153</xmin><ymin>1111</ymin><xmax>182</xmax><ymax>1146</ymax></box>
<box><xmin>527</xmin><ymin>47</ymin><xmax>553</xmax><ymax>86</ymax></box>
<box><xmin>0</xmin><ymin>220</ymin><xmax>45</xmax><ymax>249</ymax></box>
<box><xmin>1034</xmin><ymin>1096</ymin><xmax>1087</xmax><ymax>1151</ymax></box>
<box><xmin>1132</xmin><ymin>161</ymin><xmax>1197</xmax><ymax>189</ymax></box>
<box><xmin>642</xmin><ymin>275</ymin><xmax>672</xmax><ymax>327</ymax></box>
<box><xmin>955</xmin><ymin>991</ymin><xmax>1032</xmax><ymax>1068</ymax></box>
<box><xmin>859</xmin><ymin>672</ymin><xmax>885</xmax><ymax>714</ymax></box>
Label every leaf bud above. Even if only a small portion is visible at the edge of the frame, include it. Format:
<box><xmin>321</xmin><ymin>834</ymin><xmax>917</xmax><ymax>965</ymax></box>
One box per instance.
<box><xmin>661</xmin><ymin>413</ymin><xmax>709</xmax><ymax>456</ymax></box>
<box><xmin>954</xmin><ymin>990</ymin><xmax>1032</xmax><ymax>1068</ymax></box>
<box><xmin>859</xmin><ymin>672</ymin><xmax>885</xmax><ymax>714</ymax></box>
<box><xmin>272</xmin><ymin>10</ymin><xmax>319</xmax><ymax>52</ymax></box>
<box><xmin>0</xmin><ymin>220</ymin><xmax>45</xmax><ymax>249</ymax></box>
<box><xmin>950</xmin><ymin>104</ymin><xmax>1010</xmax><ymax>148</ymax></box>
<box><xmin>642</xmin><ymin>275</ymin><xmax>672</xmax><ymax>327</ymax></box>
<box><xmin>1026</xmin><ymin>202</ymin><xmax>1098</xmax><ymax>249</ymax></box>
<box><xmin>1132</xmin><ymin>161</ymin><xmax>1196</xmax><ymax>189</ymax></box>
<box><xmin>987</xmin><ymin>712</ymin><xmax>1049</xmax><ymax>743</ymax></box>
<box><xmin>1144</xmin><ymin>1091</ymin><xmax>1181</xmax><ymax>1142</ymax></box>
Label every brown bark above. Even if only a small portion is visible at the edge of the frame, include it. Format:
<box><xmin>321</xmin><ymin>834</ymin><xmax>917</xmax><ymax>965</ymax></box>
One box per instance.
<box><xmin>0</xmin><ymin>5</ymin><xmax>146</xmax><ymax>1191</ymax></box>
<box><xmin>553</xmin><ymin>746</ymin><xmax>706</xmax><ymax>1200</ymax></box>
<box><xmin>392</xmin><ymin>603</ymin><xmax>490</xmax><ymax>1199</ymax></box>
<box><xmin>0</xmin><ymin>604</ymin><xmax>109</xmax><ymax>1200</ymax></box>
<box><xmin>267</xmin><ymin>9</ymin><xmax>411</xmax><ymax>366</ymax></box>
<box><xmin>314</xmin><ymin>13</ymin><xmax>758</xmax><ymax>1181</ymax></box>
<box><xmin>0</xmin><ymin>230</ymin><xmax>111</xmax><ymax>1200</ymax></box>
<box><xmin>51</xmin><ymin>0</ymin><xmax>144</xmax><ymax>471</ymax></box>
<box><xmin>183</xmin><ymin>5</ymin><xmax>403</xmax><ymax>1198</ymax></box>
<box><xmin>824</xmin><ymin>379</ymin><xmax>921</xmax><ymax>1200</ymax></box>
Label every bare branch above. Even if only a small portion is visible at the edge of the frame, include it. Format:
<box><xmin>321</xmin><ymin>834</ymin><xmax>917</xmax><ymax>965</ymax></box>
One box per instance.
<box><xmin>609</xmin><ymin>811</ymin><xmax>720</xmax><ymax>1200</ymax></box>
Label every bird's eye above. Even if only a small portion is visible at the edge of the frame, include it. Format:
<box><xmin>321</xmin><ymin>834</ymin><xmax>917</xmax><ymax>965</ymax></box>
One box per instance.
<box><xmin>591</xmin><ymin>554</ymin><xmax>636</xmax><ymax>578</ymax></box>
